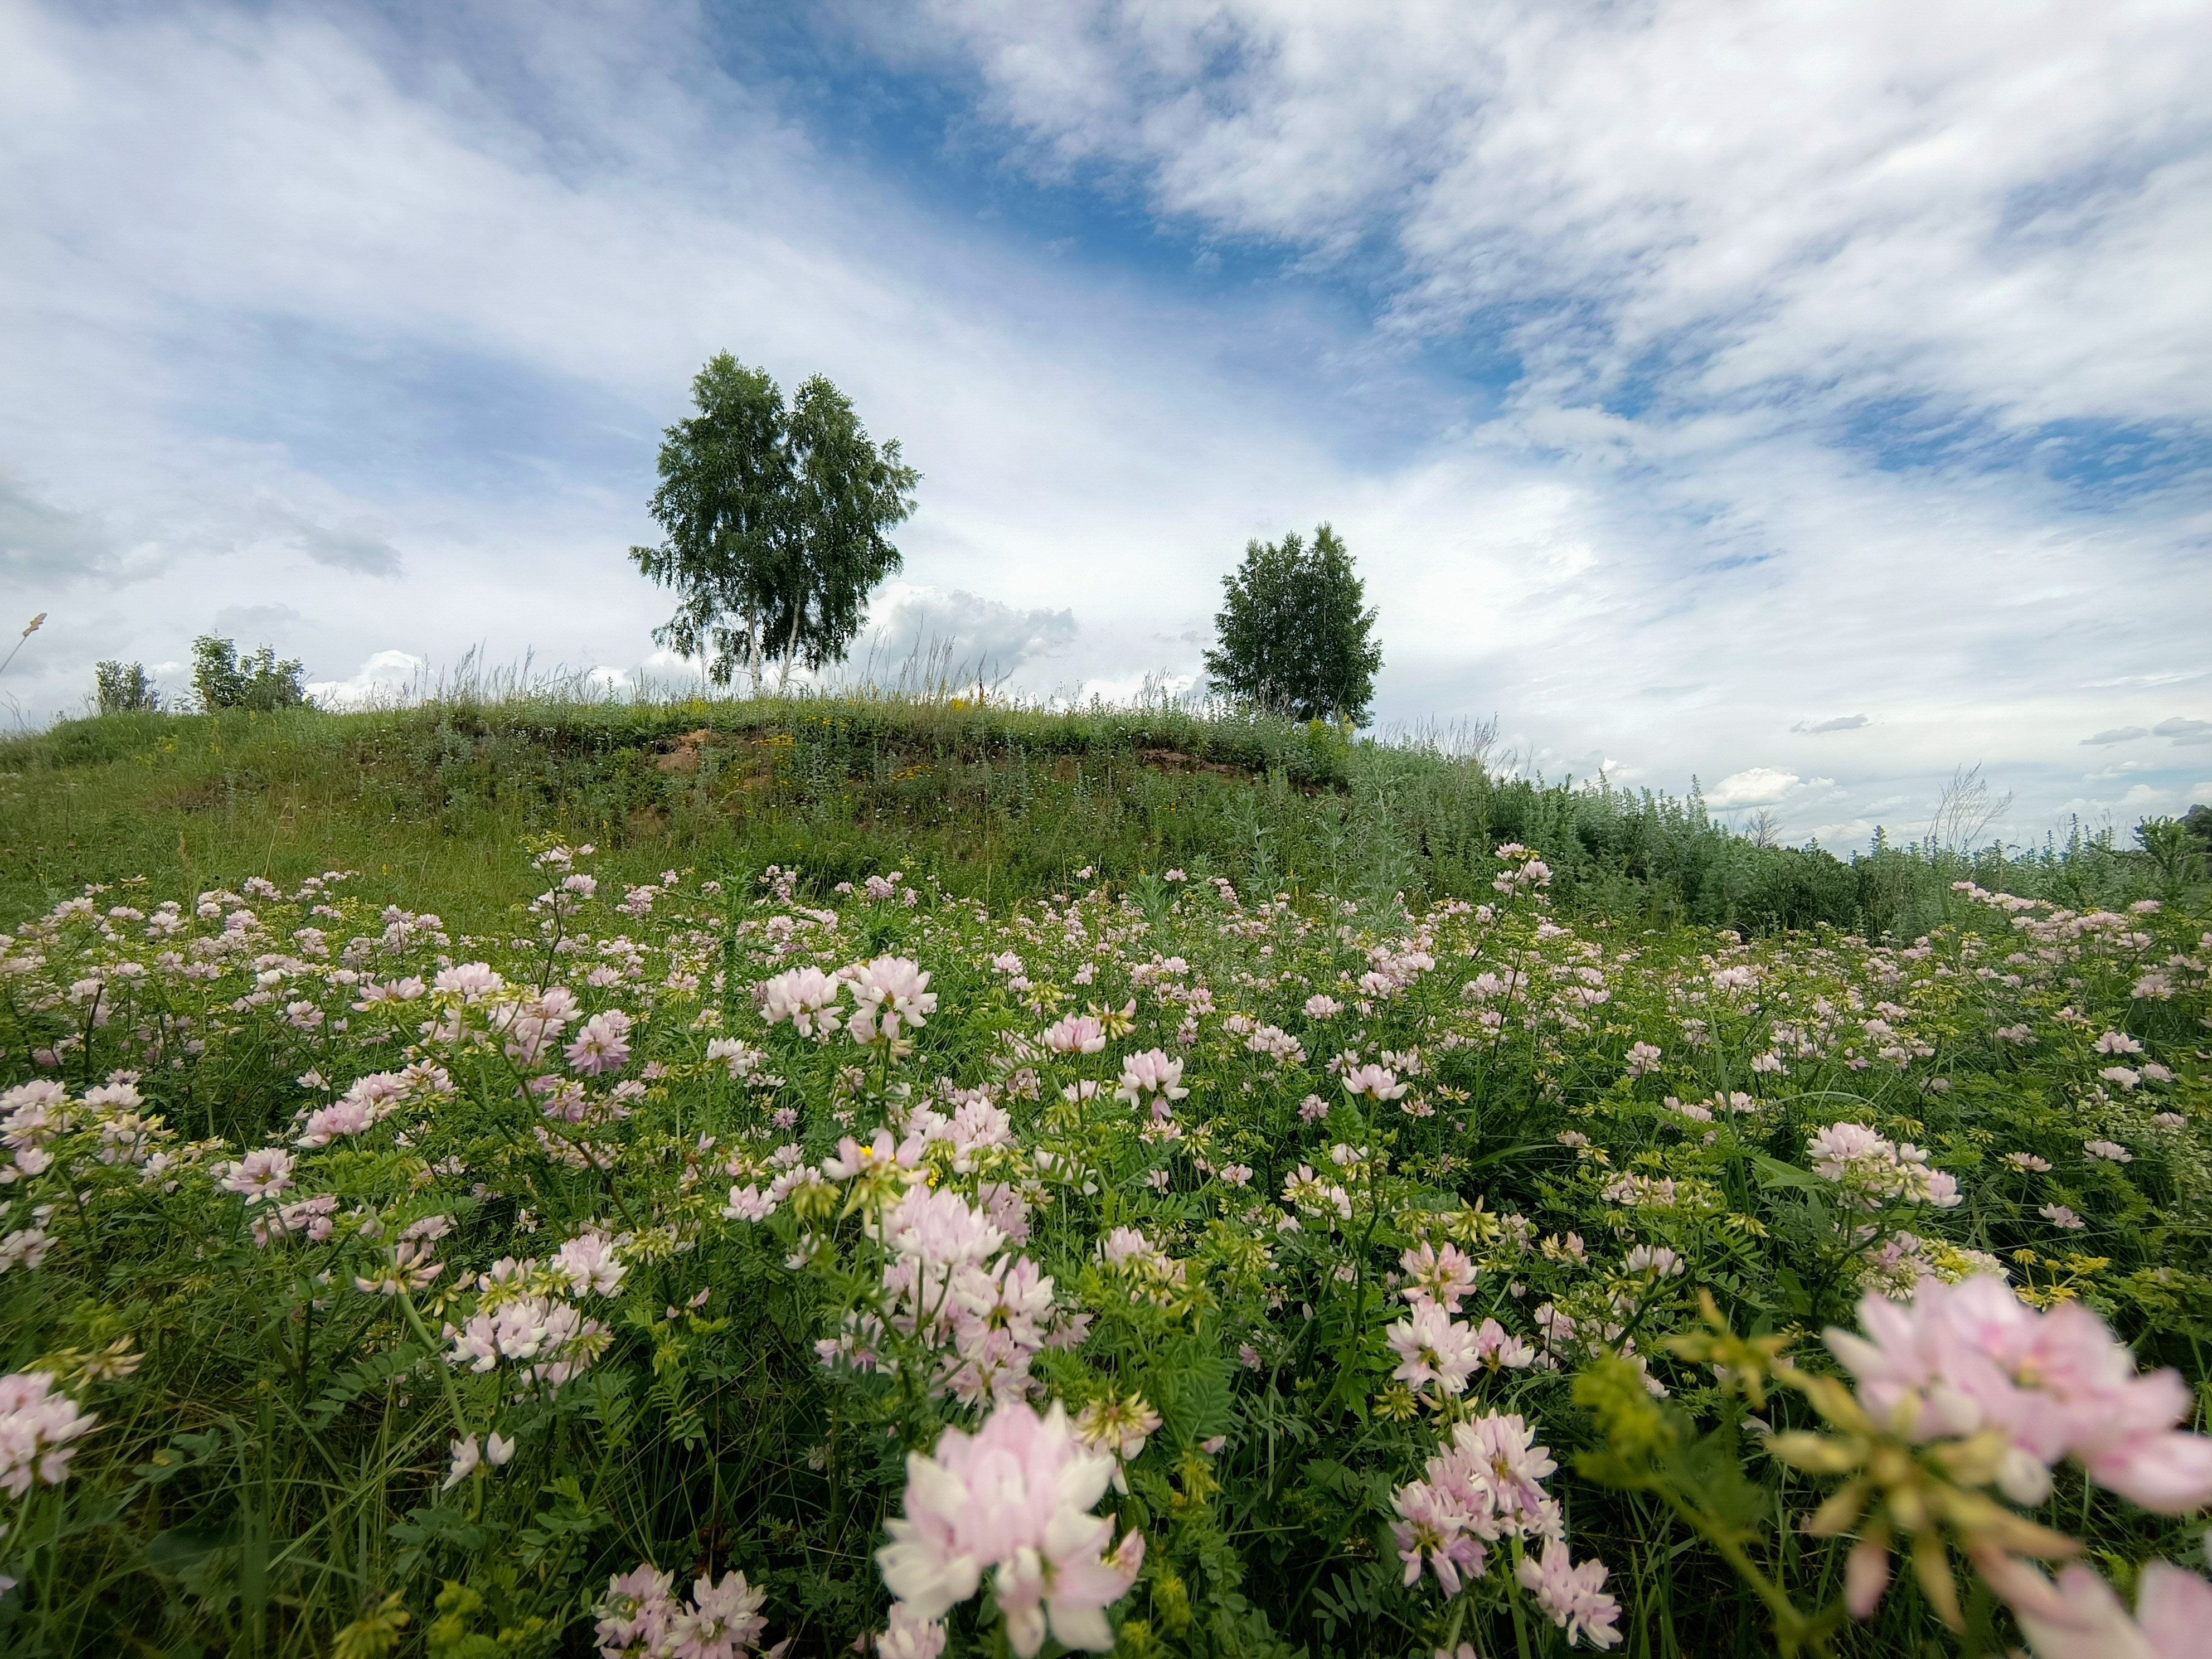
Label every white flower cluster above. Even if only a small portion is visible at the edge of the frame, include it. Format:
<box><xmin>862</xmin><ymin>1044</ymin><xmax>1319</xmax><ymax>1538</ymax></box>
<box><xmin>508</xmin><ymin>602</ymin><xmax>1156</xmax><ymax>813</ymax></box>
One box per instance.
<box><xmin>1807</xmin><ymin>1123</ymin><xmax>1962</xmax><ymax>1209</ymax></box>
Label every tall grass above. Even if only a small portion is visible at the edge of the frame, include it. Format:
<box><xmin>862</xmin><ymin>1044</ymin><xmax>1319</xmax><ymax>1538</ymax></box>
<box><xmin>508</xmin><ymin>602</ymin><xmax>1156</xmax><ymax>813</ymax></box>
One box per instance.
<box><xmin>0</xmin><ymin>690</ymin><xmax>2176</xmax><ymax>937</ymax></box>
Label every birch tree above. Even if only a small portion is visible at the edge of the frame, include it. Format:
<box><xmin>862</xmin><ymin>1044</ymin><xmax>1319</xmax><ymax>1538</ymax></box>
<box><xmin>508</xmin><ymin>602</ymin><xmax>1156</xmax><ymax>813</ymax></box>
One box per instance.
<box><xmin>630</xmin><ymin>355</ymin><xmax>919</xmax><ymax>692</ymax></box>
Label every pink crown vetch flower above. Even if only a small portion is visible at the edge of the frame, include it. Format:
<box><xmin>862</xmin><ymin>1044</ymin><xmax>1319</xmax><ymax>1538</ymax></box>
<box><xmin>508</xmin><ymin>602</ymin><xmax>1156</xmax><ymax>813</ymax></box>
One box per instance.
<box><xmin>877</xmin><ymin>1399</ymin><xmax>1142</xmax><ymax>1656</ymax></box>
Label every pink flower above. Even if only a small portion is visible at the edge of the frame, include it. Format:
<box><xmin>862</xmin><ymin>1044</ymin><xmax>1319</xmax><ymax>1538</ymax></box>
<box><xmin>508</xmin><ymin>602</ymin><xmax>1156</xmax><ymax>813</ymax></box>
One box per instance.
<box><xmin>552</xmin><ymin>1230</ymin><xmax>627</xmax><ymax>1296</ymax></box>
<box><xmin>876</xmin><ymin>1400</ymin><xmax>1140</xmax><ymax>1655</ymax></box>
<box><xmin>1042</xmin><ymin>1015</ymin><xmax>1106</xmax><ymax>1055</ymax></box>
<box><xmin>1387</xmin><ymin>1302</ymin><xmax>1482</xmax><ymax>1395</ymax></box>
<box><xmin>877</xmin><ymin>1189</ymin><xmax>1005</xmax><ymax>1269</ymax></box>
<box><xmin>1825</xmin><ymin>1276</ymin><xmax>2212</xmax><ymax>1513</ymax></box>
<box><xmin>1341</xmin><ymin>1064</ymin><xmax>1406</xmax><ymax>1102</ymax></box>
<box><xmin>851</xmin><ymin>957</ymin><xmax>938</xmax><ymax>1045</ymax></box>
<box><xmin>432</xmin><ymin>963</ymin><xmax>505</xmax><ymax>1001</ymax></box>
<box><xmin>876</xmin><ymin>1604</ymin><xmax>947</xmax><ymax>1659</ymax></box>
<box><xmin>706</xmin><ymin>1037</ymin><xmax>765</xmax><ymax>1080</ymax></box>
<box><xmin>666</xmin><ymin>1569</ymin><xmax>767</xmax><ymax>1659</ymax></box>
<box><xmin>822</xmin><ymin>1129</ymin><xmax>911</xmax><ymax>1182</ymax></box>
<box><xmin>1984</xmin><ymin>1556</ymin><xmax>2212</xmax><ymax>1659</ymax></box>
<box><xmin>1391</xmin><ymin>1477</ymin><xmax>1487</xmax><ymax>1595</ymax></box>
<box><xmin>295</xmin><ymin>1097</ymin><xmax>377</xmax><ymax>1148</ymax></box>
<box><xmin>595</xmin><ymin>1565</ymin><xmax>677</xmax><ymax>1658</ymax></box>
<box><xmin>1471</xmin><ymin>1318</ymin><xmax>1535</xmax><ymax>1372</ymax></box>
<box><xmin>1114</xmin><ymin>1050</ymin><xmax>1188</xmax><ymax>1110</ymax></box>
<box><xmin>1399</xmin><ymin>1242</ymin><xmax>1478</xmax><ymax>1312</ymax></box>
<box><xmin>1303</xmin><ymin>995</ymin><xmax>1342</xmax><ymax>1019</ymax></box>
<box><xmin>759</xmin><ymin>967</ymin><xmax>844</xmax><ymax>1037</ymax></box>
<box><xmin>1515</xmin><ymin>1540</ymin><xmax>1622</xmax><ymax>1649</ymax></box>
<box><xmin>1455</xmin><ymin>1411</ymin><xmax>1558</xmax><ymax>1522</ymax></box>
<box><xmin>948</xmin><ymin>1099</ymin><xmax>1014</xmax><ymax>1163</ymax></box>
<box><xmin>1390</xmin><ymin>1409</ymin><xmax>1566</xmax><ymax>1600</ymax></box>
<box><xmin>219</xmin><ymin>1147</ymin><xmax>296</xmax><ymax>1204</ymax></box>
<box><xmin>721</xmin><ymin>1185</ymin><xmax>775</xmax><ymax>1222</ymax></box>
<box><xmin>1624</xmin><ymin>1041</ymin><xmax>1662</xmax><ymax>1078</ymax></box>
<box><xmin>0</xmin><ymin>1370</ymin><xmax>96</xmax><ymax>1496</ymax></box>
<box><xmin>566</xmin><ymin>1010</ymin><xmax>634</xmax><ymax>1075</ymax></box>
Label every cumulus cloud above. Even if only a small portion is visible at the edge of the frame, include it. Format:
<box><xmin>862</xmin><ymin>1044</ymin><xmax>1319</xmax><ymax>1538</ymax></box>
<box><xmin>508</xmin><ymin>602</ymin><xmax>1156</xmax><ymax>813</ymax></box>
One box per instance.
<box><xmin>2155</xmin><ymin>717</ymin><xmax>2212</xmax><ymax>745</ymax></box>
<box><xmin>1706</xmin><ymin>767</ymin><xmax>1799</xmax><ymax>808</ymax></box>
<box><xmin>1793</xmin><ymin>715</ymin><xmax>1868</xmax><ymax>734</ymax></box>
<box><xmin>862</xmin><ymin>585</ymin><xmax>1079</xmax><ymax>683</ymax></box>
<box><xmin>305</xmin><ymin>650</ymin><xmax>426</xmax><ymax>709</ymax></box>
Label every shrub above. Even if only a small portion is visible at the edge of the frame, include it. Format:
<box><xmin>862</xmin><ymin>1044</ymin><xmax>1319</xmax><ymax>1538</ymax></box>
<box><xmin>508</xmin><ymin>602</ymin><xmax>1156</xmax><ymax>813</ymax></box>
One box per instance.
<box><xmin>190</xmin><ymin>634</ymin><xmax>307</xmax><ymax>711</ymax></box>
<box><xmin>92</xmin><ymin>660</ymin><xmax>159</xmax><ymax>715</ymax></box>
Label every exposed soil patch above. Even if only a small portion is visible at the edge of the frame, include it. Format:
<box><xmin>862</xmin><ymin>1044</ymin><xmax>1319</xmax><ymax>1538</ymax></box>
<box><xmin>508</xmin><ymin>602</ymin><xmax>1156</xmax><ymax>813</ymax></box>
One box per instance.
<box><xmin>654</xmin><ymin>728</ymin><xmax>716</xmax><ymax>773</ymax></box>
<box><xmin>1136</xmin><ymin>748</ymin><xmax>1245</xmax><ymax>777</ymax></box>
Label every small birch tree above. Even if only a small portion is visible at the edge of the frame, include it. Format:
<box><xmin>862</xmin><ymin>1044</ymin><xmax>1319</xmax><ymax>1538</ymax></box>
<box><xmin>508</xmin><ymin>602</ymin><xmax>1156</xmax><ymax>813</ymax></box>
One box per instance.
<box><xmin>630</xmin><ymin>355</ymin><xmax>919</xmax><ymax>692</ymax></box>
<box><xmin>1203</xmin><ymin>522</ymin><xmax>1383</xmax><ymax>725</ymax></box>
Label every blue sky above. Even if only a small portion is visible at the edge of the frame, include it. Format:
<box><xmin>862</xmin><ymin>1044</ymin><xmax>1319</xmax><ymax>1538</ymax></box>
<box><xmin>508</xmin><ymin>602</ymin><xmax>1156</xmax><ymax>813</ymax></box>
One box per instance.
<box><xmin>2</xmin><ymin>0</ymin><xmax>2208</xmax><ymax>848</ymax></box>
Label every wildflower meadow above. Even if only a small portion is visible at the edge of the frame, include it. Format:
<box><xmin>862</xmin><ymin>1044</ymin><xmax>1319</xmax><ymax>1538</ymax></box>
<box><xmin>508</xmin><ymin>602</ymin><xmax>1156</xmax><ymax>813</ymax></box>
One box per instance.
<box><xmin>1</xmin><ymin>813</ymin><xmax>2209</xmax><ymax>1657</ymax></box>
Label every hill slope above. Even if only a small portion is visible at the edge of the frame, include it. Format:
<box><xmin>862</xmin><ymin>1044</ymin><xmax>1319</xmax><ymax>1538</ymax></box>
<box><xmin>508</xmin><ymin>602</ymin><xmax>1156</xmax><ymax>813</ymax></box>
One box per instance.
<box><xmin>0</xmin><ymin>693</ymin><xmax>2170</xmax><ymax>935</ymax></box>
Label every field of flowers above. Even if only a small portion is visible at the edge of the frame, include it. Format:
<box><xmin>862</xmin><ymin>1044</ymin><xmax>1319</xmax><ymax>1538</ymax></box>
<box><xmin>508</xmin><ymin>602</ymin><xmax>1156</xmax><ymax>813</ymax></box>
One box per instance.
<box><xmin>1</xmin><ymin>839</ymin><xmax>2208</xmax><ymax>1657</ymax></box>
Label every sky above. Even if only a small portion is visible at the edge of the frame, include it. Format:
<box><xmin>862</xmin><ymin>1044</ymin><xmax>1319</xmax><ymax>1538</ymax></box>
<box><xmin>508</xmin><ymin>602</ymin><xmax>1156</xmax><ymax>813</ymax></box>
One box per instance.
<box><xmin>2</xmin><ymin>0</ymin><xmax>2208</xmax><ymax>850</ymax></box>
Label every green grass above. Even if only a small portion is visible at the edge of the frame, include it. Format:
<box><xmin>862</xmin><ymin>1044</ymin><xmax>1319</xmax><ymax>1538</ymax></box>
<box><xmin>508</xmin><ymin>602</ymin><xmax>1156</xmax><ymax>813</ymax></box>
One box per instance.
<box><xmin>0</xmin><ymin>692</ymin><xmax>2174</xmax><ymax>940</ymax></box>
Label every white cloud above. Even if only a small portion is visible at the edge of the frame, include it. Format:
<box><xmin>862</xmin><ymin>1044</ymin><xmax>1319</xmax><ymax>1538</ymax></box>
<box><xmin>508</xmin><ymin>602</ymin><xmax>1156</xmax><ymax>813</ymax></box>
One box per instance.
<box><xmin>2083</xmin><ymin>726</ymin><xmax>2150</xmax><ymax>746</ymax></box>
<box><xmin>901</xmin><ymin>1</ymin><xmax>2210</xmax><ymax>426</ymax></box>
<box><xmin>306</xmin><ymin>649</ymin><xmax>428</xmax><ymax>709</ymax></box>
<box><xmin>2153</xmin><ymin>717</ymin><xmax>2212</xmax><ymax>745</ymax></box>
<box><xmin>1793</xmin><ymin>715</ymin><xmax>1869</xmax><ymax>734</ymax></box>
<box><xmin>857</xmin><ymin>584</ymin><xmax>1079</xmax><ymax>687</ymax></box>
<box><xmin>0</xmin><ymin>0</ymin><xmax>2203</xmax><ymax>852</ymax></box>
<box><xmin>1078</xmin><ymin>670</ymin><xmax>1197</xmax><ymax>706</ymax></box>
<box><xmin>1707</xmin><ymin>767</ymin><xmax>1799</xmax><ymax>808</ymax></box>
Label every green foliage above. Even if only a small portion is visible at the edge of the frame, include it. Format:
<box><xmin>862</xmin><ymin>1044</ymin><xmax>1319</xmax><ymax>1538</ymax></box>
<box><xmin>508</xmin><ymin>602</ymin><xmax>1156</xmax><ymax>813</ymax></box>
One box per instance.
<box><xmin>630</xmin><ymin>353</ymin><xmax>920</xmax><ymax>690</ymax></box>
<box><xmin>1204</xmin><ymin>523</ymin><xmax>1383</xmax><ymax>725</ymax></box>
<box><xmin>93</xmin><ymin>660</ymin><xmax>159</xmax><ymax>715</ymax></box>
<box><xmin>190</xmin><ymin>634</ymin><xmax>306</xmax><ymax>712</ymax></box>
<box><xmin>2139</xmin><ymin>812</ymin><xmax>2208</xmax><ymax>895</ymax></box>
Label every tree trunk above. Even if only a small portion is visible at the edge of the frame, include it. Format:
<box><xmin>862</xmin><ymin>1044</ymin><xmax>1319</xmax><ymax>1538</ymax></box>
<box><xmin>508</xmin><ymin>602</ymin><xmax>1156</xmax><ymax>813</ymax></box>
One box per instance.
<box><xmin>777</xmin><ymin>603</ymin><xmax>803</xmax><ymax>693</ymax></box>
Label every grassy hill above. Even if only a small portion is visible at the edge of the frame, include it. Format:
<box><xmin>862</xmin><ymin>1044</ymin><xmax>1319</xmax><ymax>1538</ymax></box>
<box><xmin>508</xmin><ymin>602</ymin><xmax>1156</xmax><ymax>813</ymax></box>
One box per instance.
<box><xmin>0</xmin><ymin>691</ymin><xmax>2170</xmax><ymax>938</ymax></box>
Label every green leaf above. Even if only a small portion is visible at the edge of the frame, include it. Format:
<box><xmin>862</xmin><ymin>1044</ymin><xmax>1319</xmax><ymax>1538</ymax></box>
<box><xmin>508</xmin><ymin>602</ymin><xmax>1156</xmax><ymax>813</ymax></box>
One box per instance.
<box><xmin>1748</xmin><ymin>1154</ymin><xmax>1826</xmax><ymax>1192</ymax></box>
<box><xmin>1152</xmin><ymin>1345</ymin><xmax>1234</xmax><ymax>1445</ymax></box>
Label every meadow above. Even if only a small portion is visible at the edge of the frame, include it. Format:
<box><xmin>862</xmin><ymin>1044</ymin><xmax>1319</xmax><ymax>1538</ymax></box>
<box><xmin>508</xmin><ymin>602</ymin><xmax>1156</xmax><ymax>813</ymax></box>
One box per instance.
<box><xmin>0</xmin><ymin>693</ymin><xmax>2205</xmax><ymax>1659</ymax></box>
